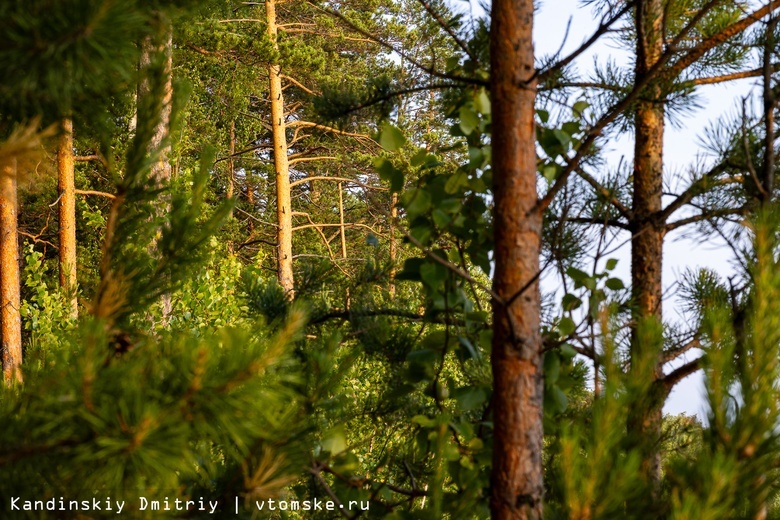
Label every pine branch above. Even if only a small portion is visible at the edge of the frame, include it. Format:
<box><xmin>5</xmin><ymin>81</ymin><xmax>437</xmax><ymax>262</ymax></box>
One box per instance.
<box><xmin>553</xmin><ymin>216</ymin><xmax>629</xmax><ymax>229</ymax></box>
<box><xmin>330</xmin><ymin>84</ymin><xmax>462</xmax><ymax>117</ymax></box>
<box><xmin>572</xmin><ymin>163</ymin><xmax>632</xmax><ymax>220</ymax></box>
<box><xmin>540</xmin><ymin>81</ymin><xmax>623</xmax><ymax>92</ymax></box>
<box><xmin>291</xmin><ymin>211</ymin><xmax>339</xmax><ymax>265</ymax></box>
<box><xmin>291</xmin><ymin>222</ymin><xmax>381</xmax><ymax>234</ymax></box>
<box><xmin>660</xmin><ymin>160</ymin><xmax>729</xmax><ymax>222</ymax></box>
<box><xmin>536</xmin><ymin>0</ymin><xmax>728</xmax><ymax>214</ymax></box>
<box><xmin>307</xmin><ymin>1</ymin><xmax>487</xmax><ymax>86</ymax></box>
<box><xmin>288</xmin><ymin>155</ymin><xmax>337</xmax><ymax>165</ymax></box>
<box><xmin>687</xmin><ymin>64</ymin><xmax>780</xmax><ymax>86</ymax></box>
<box><xmin>281</xmin><ymin>74</ymin><xmax>318</xmax><ymax>95</ymax></box>
<box><xmin>665</xmin><ymin>1</ymin><xmax>780</xmax><ymax>79</ymax></box>
<box><xmin>75</xmin><ymin>189</ymin><xmax>116</xmax><ymax>199</ymax></box>
<box><xmin>74</xmin><ymin>154</ymin><xmax>102</xmax><ymax>162</ymax></box>
<box><xmin>663</xmin><ymin>336</ymin><xmax>701</xmax><ymax>363</ymax></box>
<box><xmin>666</xmin><ymin>205</ymin><xmax>750</xmax><ymax>231</ymax></box>
<box><xmin>286</xmin><ymin>121</ymin><xmax>377</xmax><ymax>142</ymax></box>
<box><xmin>663</xmin><ymin>356</ymin><xmax>703</xmax><ymax>390</ymax></box>
<box><xmin>415</xmin><ymin>0</ymin><xmax>478</xmax><ymax>64</ymax></box>
<box><xmin>0</xmin><ymin>438</ymin><xmax>83</xmax><ymax>467</ymax></box>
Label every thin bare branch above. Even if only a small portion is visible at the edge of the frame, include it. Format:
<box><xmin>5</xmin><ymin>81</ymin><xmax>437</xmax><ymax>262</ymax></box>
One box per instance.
<box><xmin>666</xmin><ymin>1</ymin><xmax>780</xmax><ymax>79</ymax></box>
<box><xmin>663</xmin><ymin>337</ymin><xmax>701</xmax><ymax>363</ymax></box>
<box><xmin>536</xmin><ymin>1</ymin><xmax>635</xmax><ymax>83</ymax></box>
<box><xmin>286</xmin><ymin>120</ymin><xmax>377</xmax><ymax>142</ymax></box>
<box><xmin>281</xmin><ymin>74</ymin><xmax>318</xmax><ymax>95</ymax></box>
<box><xmin>288</xmin><ymin>156</ymin><xmax>337</xmax><ymax>166</ymax></box>
<box><xmin>289</xmin><ymin>176</ymin><xmax>386</xmax><ymax>190</ymax></box>
<box><xmin>666</xmin><ymin>206</ymin><xmax>750</xmax><ymax>231</ymax></box>
<box><xmin>75</xmin><ymin>189</ymin><xmax>116</xmax><ymax>199</ymax></box>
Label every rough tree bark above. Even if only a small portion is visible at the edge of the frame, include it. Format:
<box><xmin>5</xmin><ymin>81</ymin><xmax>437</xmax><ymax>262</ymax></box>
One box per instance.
<box><xmin>628</xmin><ymin>0</ymin><xmax>665</xmax><ymax>492</ymax></box>
<box><xmin>58</xmin><ymin>118</ymin><xmax>78</xmax><ymax>319</ymax></box>
<box><xmin>489</xmin><ymin>0</ymin><xmax>542</xmax><ymax>518</ymax></box>
<box><xmin>1</xmin><ymin>160</ymin><xmax>22</xmax><ymax>384</ymax></box>
<box><xmin>266</xmin><ymin>0</ymin><xmax>294</xmax><ymax>297</ymax></box>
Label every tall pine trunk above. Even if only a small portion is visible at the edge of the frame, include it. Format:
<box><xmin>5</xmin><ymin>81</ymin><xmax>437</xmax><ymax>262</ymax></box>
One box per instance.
<box><xmin>58</xmin><ymin>118</ymin><xmax>78</xmax><ymax>319</ymax></box>
<box><xmin>629</xmin><ymin>0</ymin><xmax>665</xmax><ymax>493</ymax></box>
<box><xmin>489</xmin><ymin>0</ymin><xmax>542</xmax><ymax>518</ymax></box>
<box><xmin>1</xmin><ymin>159</ymin><xmax>22</xmax><ymax>384</ymax></box>
<box><xmin>266</xmin><ymin>0</ymin><xmax>294</xmax><ymax>298</ymax></box>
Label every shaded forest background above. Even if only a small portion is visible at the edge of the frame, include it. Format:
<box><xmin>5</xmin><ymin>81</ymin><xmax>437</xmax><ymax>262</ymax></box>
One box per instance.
<box><xmin>3</xmin><ymin>0</ymin><xmax>780</xmax><ymax>518</ymax></box>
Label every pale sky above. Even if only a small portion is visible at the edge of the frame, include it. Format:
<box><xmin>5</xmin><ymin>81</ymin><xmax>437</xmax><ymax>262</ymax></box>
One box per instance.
<box><xmin>531</xmin><ymin>0</ymin><xmax>765</xmax><ymax>419</ymax></box>
<box><xmin>445</xmin><ymin>0</ymin><xmax>766</xmax><ymax>418</ymax></box>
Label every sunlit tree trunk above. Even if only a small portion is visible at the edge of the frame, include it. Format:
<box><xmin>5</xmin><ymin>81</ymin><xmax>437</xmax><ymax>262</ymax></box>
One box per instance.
<box><xmin>1</xmin><ymin>159</ymin><xmax>22</xmax><ymax>384</ymax></box>
<box><xmin>58</xmin><ymin>118</ymin><xmax>78</xmax><ymax>319</ymax></box>
<box><xmin>490</xmin><ymin>0</ymin><xmax>542</xmax><ymax>518</ymax></box>
<box><xmin>266</xmin><ymin>0</ymin><xmax>294</xmax><ymax>297</ymax></box>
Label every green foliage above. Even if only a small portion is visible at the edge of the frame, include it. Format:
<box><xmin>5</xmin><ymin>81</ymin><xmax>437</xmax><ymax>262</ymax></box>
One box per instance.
<box><xmin>666</xmin><ymin>211</ymin><xmax>780</xmax><ymax>519</ymax></box>
<box><xmin>10</xmin><ymin>1</ymin><xmax>780</xmax><ymax>518</ymax></box>
<box><xmin>0</xmin><ymin>312</ymin><xmax>308</xmax><ymax>515</ymax></box>
<box><xmin>0</xmin><ymin>0</ymin><xmax>147</xmax><ymax>123</ymax></box>
<box><xmin>20</xmin><ymin>245</ymin><xmax>76</xmax><ymax>357</ymax></box>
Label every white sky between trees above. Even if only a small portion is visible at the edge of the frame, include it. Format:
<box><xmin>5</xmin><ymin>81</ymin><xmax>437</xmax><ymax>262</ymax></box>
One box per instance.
<box><xmin>533</xmin><ymin>0</ymin><xmax>767</xmax><ymax>419</ymax></box>
<box><xmin>446</xmin><ymin>0</ymin><xmax>769</xmax><ymax>418</ymax></box>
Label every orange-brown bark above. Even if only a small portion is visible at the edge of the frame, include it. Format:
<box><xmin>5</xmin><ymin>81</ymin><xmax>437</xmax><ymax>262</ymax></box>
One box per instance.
<box><xmin>58</xmin><ymin>118</ymin><xmax>78</xmax><ymax>319</ymax></box>
<box><xmin>1</xmin><ymin>160</ymin><xmax>22</xmax><ymax>384</ymax></box>
<box><xmin>267</xmin><ymin>0</ymin><xmax>294</xmax><ymax>297</ymax></box>
<box><xmin>490</xmin><ymin>0</ymin><xmax>542</xmax><ymax>518</ymax></box>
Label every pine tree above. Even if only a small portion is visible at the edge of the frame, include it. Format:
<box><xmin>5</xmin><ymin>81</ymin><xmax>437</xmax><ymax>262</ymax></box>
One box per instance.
<box><xmin>490</xmin><ymin>0</ymin><xmax>543</xmax><ymax>517</ymax></box>
<box><xmin>266</xmin><ymin>0</ymin><xmax>295</xmax><ymax>297</ymax></box>
<box><xmin>57</xmin><ymin>118</ymin><xmax>78</xmax><ymax>319</ymax></box>
<box><xmin>0</xmin><ymin>153</ymin><xmax>21</xmax><ymax>384</ymax></box>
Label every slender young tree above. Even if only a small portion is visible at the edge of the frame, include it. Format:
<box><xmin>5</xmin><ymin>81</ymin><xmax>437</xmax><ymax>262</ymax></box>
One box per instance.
<box><xmin>57</xmin><ymin>118</ymin><xmax>78</xmax><ymax>319</ymax></box>
<box><xmin>627</xmin><ymin>0</ymin><xmax>666</xmax><ymax>491</ymax></box>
